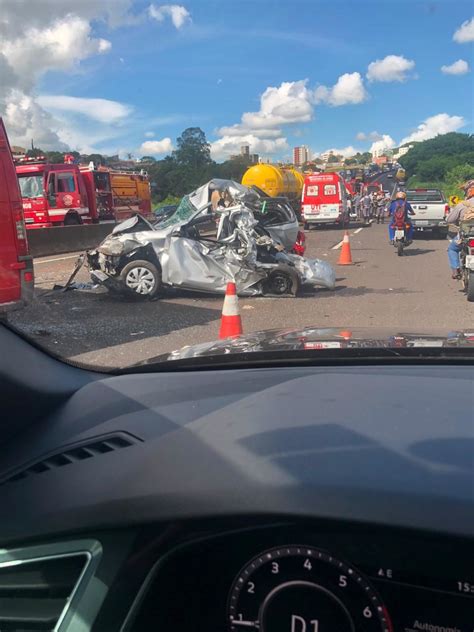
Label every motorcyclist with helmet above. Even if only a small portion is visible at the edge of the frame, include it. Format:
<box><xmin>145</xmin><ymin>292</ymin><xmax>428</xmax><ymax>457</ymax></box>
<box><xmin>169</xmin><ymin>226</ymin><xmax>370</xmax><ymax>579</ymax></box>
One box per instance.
<box><xmin>388</xmin><ymin>190</ymin><xmax>415</xmax><ymax>244</ymax></box>
<box><xmin>445</xmin><ymin>184</ymin><xmax>474</xmax><ymax>279</ymax></box>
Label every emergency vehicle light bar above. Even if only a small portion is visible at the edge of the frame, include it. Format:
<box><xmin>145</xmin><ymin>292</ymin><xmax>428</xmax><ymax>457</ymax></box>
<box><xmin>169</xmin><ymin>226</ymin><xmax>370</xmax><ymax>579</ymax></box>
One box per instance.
<box><xmin>14</xmin><ymin>155</ymin><xmax>46</xmax><ymax>165</ymax></box>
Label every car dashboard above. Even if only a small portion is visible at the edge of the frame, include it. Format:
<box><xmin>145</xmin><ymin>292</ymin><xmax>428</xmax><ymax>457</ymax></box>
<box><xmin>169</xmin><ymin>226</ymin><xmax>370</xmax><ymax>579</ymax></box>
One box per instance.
<box><xmin>0</xmin><ymin>327</ymin><xmax>472</xmax><ymax>631</ymax></box>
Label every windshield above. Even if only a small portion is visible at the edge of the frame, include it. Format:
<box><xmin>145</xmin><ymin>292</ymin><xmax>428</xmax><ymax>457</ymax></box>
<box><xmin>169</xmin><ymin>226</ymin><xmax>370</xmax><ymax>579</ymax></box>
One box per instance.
<box><xmin>18</xmin><ymin>174</ymin><xmax>44</xmax><ymax>198</ymax></box>
<box><xmin>2</xmin><ymin>0</ymin><xmax>474</xmax><ymax>370</ymax></box>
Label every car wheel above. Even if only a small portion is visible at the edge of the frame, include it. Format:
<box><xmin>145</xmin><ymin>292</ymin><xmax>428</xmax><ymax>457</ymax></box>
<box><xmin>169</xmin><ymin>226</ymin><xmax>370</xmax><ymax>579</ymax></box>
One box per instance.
<box><xmin>120</xmin><ymin>260</ymin><xmax>161</xmax><ymax>299</ymax></box>
<box><xmin>467</xmin><ymin>272</ymin><xmax>474</xmax><ymax>302</ymax></box>
<box><xmin>264</xmin><ymin>270</ymin><xmax>299</xmax><ymax>296</ymax></box>
<box><xmin>303</xmin><ymin>222</ymin><xmax>309</xmax><ymax>230</ymax></box>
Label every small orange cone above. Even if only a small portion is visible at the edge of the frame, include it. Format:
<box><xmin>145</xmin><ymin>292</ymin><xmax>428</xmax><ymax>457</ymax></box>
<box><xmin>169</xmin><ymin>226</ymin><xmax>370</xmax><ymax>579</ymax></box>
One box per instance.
<box><xmin>219</xmin><ymin>282</ymin><xmax>243</xmax><ymax>339</ymax></box>
<box><xmin>338</xmin><ymin>231</ymin><xmax>353</xmax><ymax>265</ymax></box>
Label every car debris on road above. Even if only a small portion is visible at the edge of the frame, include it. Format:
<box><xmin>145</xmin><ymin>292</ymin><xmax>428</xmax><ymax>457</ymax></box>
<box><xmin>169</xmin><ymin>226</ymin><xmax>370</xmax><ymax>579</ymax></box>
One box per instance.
<box><xmin>83</xmin><ymin>179</ymin><xmax>336</xmax><ymax>299</ymax></box>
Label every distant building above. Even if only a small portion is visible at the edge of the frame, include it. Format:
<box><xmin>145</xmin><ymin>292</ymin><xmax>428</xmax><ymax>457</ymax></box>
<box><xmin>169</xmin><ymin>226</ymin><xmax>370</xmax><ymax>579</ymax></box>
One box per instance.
<box><xmin>240</xmin><ymin>145</ymin><xmax>250</xmax><ymax>158</ymax></box>
<box><xmin>319</xmin><ymin>150</ymin><xmax>334</xmax><ymax>163</ymax></box>
<box><xmin>392</xmin><ymin>145</ymin><xmax>413</xmax><ymax>160</ymax></box>
<box><xmin>374</xmin><ymin>155</ymin><xmax>389</xmax><ymax>166</ymax></box>
<box><xmin>293</xmin><ymin>145</ymin><xmax>309</xmax><ymax>166</ymax></box>
<box><xmin>250</xmin><ymin>153</ymin><xmax>259</xmax><ymax>164</ymax></box>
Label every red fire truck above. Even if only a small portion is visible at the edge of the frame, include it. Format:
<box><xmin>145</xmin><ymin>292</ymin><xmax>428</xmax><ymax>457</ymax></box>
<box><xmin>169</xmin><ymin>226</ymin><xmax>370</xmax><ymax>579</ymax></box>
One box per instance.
<box><xmin>15</xmin><ymin>157</ymin><xmax>153</xmax><ymax>228</ymax></box>
<box><xmin>0</xmin><ymin>119</ymin><xmax>34</xmax><ymax>311</ymax></box>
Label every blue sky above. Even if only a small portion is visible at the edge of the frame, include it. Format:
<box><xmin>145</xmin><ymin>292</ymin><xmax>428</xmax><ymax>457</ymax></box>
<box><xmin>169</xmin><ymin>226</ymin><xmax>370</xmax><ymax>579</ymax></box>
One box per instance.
<box><xmin>2</xmin><ymin>0</ymin><xmax>473</xmax><ymax>160</ymax></box>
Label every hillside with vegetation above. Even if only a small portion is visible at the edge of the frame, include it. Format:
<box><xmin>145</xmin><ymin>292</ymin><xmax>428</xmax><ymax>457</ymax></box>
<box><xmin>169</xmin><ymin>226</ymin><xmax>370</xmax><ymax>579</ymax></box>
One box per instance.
<box><xmin>398</xmin><ymin>133</ymin><xmax>474</xmax><ymax>198</ymax></box>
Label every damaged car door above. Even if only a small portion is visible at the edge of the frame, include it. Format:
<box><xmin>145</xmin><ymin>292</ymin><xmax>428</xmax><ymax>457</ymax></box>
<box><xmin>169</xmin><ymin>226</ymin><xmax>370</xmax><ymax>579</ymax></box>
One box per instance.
<box><xmin>163</xmin><ymin>213</ymin><xmax>267</xmax><ymax>295</ymax></box>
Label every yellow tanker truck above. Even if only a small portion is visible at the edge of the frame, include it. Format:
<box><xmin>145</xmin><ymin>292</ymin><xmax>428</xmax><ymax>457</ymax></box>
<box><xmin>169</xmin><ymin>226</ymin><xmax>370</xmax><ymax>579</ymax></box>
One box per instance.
<box><xmin>241</xmin><ymin>165</ymin><xmax>304</xmax><ymax>207</ymax></box>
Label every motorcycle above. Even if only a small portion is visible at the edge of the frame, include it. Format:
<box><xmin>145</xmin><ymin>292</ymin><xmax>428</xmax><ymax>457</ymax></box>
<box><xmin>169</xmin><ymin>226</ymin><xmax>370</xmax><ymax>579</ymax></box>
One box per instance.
<box><xmin>392</xmin><ymin>222</ymin><xmax>411</xmax><ymax>256</ymax></box>
<box><xmin>459</xmin><ymin>225</ymin><xmax>474</xmax><ymax>301</ymax></box>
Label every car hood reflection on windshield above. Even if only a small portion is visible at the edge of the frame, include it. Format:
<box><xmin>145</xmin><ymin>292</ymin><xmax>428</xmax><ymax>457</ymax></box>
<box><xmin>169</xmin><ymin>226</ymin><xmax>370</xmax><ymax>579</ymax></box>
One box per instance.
<box><xmin>133</xmin><ymin>328</ymin><xmax>474</xmax><ymax>365</ymax></box>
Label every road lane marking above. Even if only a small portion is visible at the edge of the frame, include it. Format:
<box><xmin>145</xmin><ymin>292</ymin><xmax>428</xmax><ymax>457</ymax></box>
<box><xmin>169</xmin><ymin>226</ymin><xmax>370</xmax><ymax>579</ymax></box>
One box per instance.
<box><xmin>35</xmin><ymin>254</ymin><xmax>81</xmax><ymax>265</ymax></box>
<box><xmin>332</xmin><ymin>226</ymin><xmax>365</xmax><ymax>248</ymax></box>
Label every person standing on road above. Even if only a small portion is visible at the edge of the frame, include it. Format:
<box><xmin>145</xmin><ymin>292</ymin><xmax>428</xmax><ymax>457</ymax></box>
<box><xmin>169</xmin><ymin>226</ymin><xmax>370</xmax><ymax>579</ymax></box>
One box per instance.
<box><xmin>360</xmin><ymin>193</ymin><xmax>371</xmax><ymax>222</ymax></box>
<box><xmin>388</xmin><ymin>191</ymin><xmax>415</xmax><ymax>243</ymax></box>
<box><xmin>375</xmin><ymin>192</ymin><xmax>386</xmax><ymax>224</ymax></box>
<box><xmin>353</xmin><ymin>192</ymin><xmax>361</xmax><ymax>219</ymax></box>
<box><xmin>446</xmin><ymin>185</ymin><xmax>474</xmax><ymax>279</ymax></box>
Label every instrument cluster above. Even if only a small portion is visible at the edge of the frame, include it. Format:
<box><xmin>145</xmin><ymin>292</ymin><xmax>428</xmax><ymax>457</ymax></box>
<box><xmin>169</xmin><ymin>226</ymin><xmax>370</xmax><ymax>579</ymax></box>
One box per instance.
<box><xmin>131</xmin><ymin>523</ymin><xmax>474</xmax><ymax>631</ymax></box>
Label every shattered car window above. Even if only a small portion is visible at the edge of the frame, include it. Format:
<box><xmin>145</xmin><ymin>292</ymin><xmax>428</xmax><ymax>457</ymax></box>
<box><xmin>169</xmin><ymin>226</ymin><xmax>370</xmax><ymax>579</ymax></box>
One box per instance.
<box><xmin>2</xmin><ymin>0</ymin><xmax>474</xmax><ymax>369</ymax></box>
<box><xmin>159</xmin><ymin>195</ymin><xmax>197</xmax><ymax>229</ymax></box>
<box><xmin>18</xmin><ymin>175</ymin><xmax>44</xmax><ymax>198</ymax></box>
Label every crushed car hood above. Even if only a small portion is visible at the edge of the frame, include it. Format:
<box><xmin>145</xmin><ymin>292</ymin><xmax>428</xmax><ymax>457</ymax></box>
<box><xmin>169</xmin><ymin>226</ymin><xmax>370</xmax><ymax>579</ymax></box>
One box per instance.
<box><xmin>138</xmin><ymin>327</ymin><xmax>474</xmax><ymax>363</ymax></box>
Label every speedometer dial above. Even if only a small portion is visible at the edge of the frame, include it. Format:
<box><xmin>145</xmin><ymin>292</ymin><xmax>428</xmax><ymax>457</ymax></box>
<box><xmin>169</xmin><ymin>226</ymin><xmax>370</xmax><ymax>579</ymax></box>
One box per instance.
<box><xmin>227</xmin><ymin>545</ymin><xmax>392</xmax><ymax>632</ymax></box>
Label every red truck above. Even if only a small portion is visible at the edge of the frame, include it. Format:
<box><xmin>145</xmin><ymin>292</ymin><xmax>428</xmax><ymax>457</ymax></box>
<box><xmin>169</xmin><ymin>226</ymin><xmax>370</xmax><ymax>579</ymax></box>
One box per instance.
<box><xmin>15</xmin><ymin>157</ymin><xmax>153</xmax><ymax>228</ymax></box>
<box><xmin>0</xmin><ymin>119</ymin><xmax>34</xmax><ymax>311</ymax></box>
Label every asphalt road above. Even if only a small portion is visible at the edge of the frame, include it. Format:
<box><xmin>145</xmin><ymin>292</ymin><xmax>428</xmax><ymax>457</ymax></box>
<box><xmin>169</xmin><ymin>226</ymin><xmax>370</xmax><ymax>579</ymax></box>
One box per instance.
<box><xmin>6</xmin><ymin>217</ymin><xmax>473</xmax><ymax>369</ymax></box>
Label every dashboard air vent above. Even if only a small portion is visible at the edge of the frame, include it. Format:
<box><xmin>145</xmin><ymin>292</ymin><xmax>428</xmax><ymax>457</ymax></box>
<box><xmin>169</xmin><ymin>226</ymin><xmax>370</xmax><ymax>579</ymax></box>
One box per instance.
<box><xmin>2</xmin><ymin>432</ymin><xmax>141</xmax><ymax>485</ymax></box>
<box><xmin>0</xmin><ymin>553</ymin><xmax>88</xmax><ymax>631</ymax></box>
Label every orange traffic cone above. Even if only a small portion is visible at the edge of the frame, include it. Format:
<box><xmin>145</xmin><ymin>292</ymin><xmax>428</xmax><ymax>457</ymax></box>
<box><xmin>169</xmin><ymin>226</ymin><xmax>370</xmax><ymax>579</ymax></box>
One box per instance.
<box><xmin>219</xmin><ymin>282</ymin><xmax>243</xmax><ymax>339</ymax></box>
<box><xmin>338</xmin><ymin>231</ymin><xmax>353</xmax><ymax>265</ymax></box>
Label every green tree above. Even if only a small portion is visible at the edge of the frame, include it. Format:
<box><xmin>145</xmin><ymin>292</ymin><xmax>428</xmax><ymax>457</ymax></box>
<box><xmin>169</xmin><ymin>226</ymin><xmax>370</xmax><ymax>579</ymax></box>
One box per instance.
<box><xmin>327</xmin><ymin>154</ymin><xmax>339</xmax><ymax>164</ymax></box>
<box><xmin>215</xmin><ymin>156</ymin><xmax>251</xmax><ymax>181</ymax></box>
<box><xmin>26</xmin><ymin>147</ymin><xmax>45</xmax><ymax>158</ymax></box>
<box><xmin>45</xmin><ymin>151</ymin><xmax>65</xmax><ymax>163</ymax></box>
<box><xmin>82</xmin><ymin>153</ymin><xmax>106</xmax><ymax>166</ymax></box>
<box><xmin>399</xmin><ymin>133</ymin><xmax>474</xmax><ymax>178</ymax></box>
<box><xmin>445</xmin><ymin>163</ymin><xmax>474</xmax><ymax>198</ymax></box>
<box><xmin>140</xmin><ymin>156</ymin><xmax>156</xmax><ymax>163</ymax></box>
<box><xmin>173</xmin><ymin>127</ymin><xmax>212</xmax><ymax>168</ymax></box>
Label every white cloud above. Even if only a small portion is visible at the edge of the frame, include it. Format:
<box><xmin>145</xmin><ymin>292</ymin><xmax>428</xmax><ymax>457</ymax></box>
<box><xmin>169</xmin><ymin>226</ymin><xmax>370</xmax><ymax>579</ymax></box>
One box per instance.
<box><xmin>400</xmin><ymin>113</ymin><xmax>465</xmax><ymax>144</ymax></box>
<box><xmin>314</xmin><ymin>72</ymin><xmax>368</xmax><ymax>106</ymax></box>
<box><xmin>149</xmin><ymin>4</ymin><xmax>191</xmax><ymax>29</ymax></box>
<box><xmin>0</xmin><ymin>6</ymin><xmax>119</xmax><ymax>151</ymax></box>
<box><xmin>217</xmin><ymin>124</ymin><xmax>282</xmax><ymax>138</ymax></box>
<box><xmin>366</xmin><ymin>55</ymin><xmax>415</xmax><ymax>83</ymax></box>
<box><xmin>0</xmin><ymin>1</ymin><xmax>186</xmax><ymax>153</ymax></box>
<box><xmin>1</xmin><ymin>15</ymin><xmax>112</xmax><ymax>91</ymax></box>
<box><xmin>139</xmin><ymin>138</ymin><xmax>174</xmax><ymax>155</ymax></box>
<box><xmin>441</xmin><ymin>59</ymin><xmax>470</xmax><ymax>75</ymax></box>
<box><xmin>356</xmin><ymin>131</ymin><xmax>384</xmax><ymax>142</ymax></box>
<box><xmin>210</xmin><ymin>135</ymin><xmax>288</xmax><ymax>161</ymax></box>
<box><xmin>370</xmin><ymin>135</ymin><xmax>396</xmax><ymax>156</ymax></box>
<box><xmin>453</xmin><ymin>17</ymin><xmax>474</xmax><ymax>43</ymax></box>
<box><xmin>144</xmin><ymin>131</ymin><xmax>155</xmax><ymax>138</ymax></box>
<box><xmin>3</xmin><ymin>90</ymin><xmax>68</xmax><ymax>151</ymax></box>
<box><xmin>37</xmin><ymin>95</ymin><xmax>132</xmax><ymax>123</ymax></box>
<box><xmin>241</xmin><ymin>80</ymin><xmax>313</xmax><ymax>130</ymax></box>
<box><xmin>211</xmin><ymin>80</ymin><xmax>312</xmax><ymax>160</ymax></box>
<box><xmin>318</xmin><ymin>146</ymin><xmax>358</xmax><ymax>159</ymax></box>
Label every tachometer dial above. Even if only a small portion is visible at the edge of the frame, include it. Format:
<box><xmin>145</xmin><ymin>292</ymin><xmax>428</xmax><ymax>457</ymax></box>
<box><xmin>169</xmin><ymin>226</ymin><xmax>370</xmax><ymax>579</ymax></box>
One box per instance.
<box><xmin>227</xmin><ymin>545</ymin><xmax>392</xmax><ymax>632</ymax></box>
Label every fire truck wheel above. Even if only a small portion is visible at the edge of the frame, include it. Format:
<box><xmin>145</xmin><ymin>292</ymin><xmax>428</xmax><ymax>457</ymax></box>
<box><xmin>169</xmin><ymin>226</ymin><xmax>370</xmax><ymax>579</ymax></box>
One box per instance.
<box><xmin>64</xmin><ymin>213</ymin><xmax>81</xmax><ymax>226</ymax></box>
<box><xmin>120</xmin><ymin>260</ymin><xmax>162</xmax><ymax>299</ymax></box>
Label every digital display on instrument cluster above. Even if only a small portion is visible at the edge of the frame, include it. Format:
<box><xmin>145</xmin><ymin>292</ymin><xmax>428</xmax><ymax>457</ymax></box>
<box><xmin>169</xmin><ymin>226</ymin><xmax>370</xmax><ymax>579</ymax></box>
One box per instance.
<box><xmin>131</xmin><ymin>526</ymin><xmax>474</xmax><ymax>632</ymax></box>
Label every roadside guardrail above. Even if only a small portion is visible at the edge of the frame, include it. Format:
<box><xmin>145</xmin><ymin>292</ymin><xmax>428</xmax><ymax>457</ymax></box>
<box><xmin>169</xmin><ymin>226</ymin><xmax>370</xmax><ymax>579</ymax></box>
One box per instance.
<box><xmin>28</xmin><ymin>223</ymin><xmax>114</xmax><ymax>258</ymax></box>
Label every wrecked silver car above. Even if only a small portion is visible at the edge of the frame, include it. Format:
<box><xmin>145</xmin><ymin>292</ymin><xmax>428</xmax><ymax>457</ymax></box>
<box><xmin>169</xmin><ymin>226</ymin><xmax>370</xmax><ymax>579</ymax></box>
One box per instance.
<box><xmin>87</xmin><ymin>179</ymin><xmax>335</xmax><ymax>299</ymax></box>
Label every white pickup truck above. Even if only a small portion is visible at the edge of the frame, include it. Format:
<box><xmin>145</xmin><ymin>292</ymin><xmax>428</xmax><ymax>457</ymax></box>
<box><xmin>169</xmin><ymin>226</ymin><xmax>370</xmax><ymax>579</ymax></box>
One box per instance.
<box><xmin>406</xmin><ymin>189</ymin><xmax>449</xmax><ymax>236</ymax></box>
